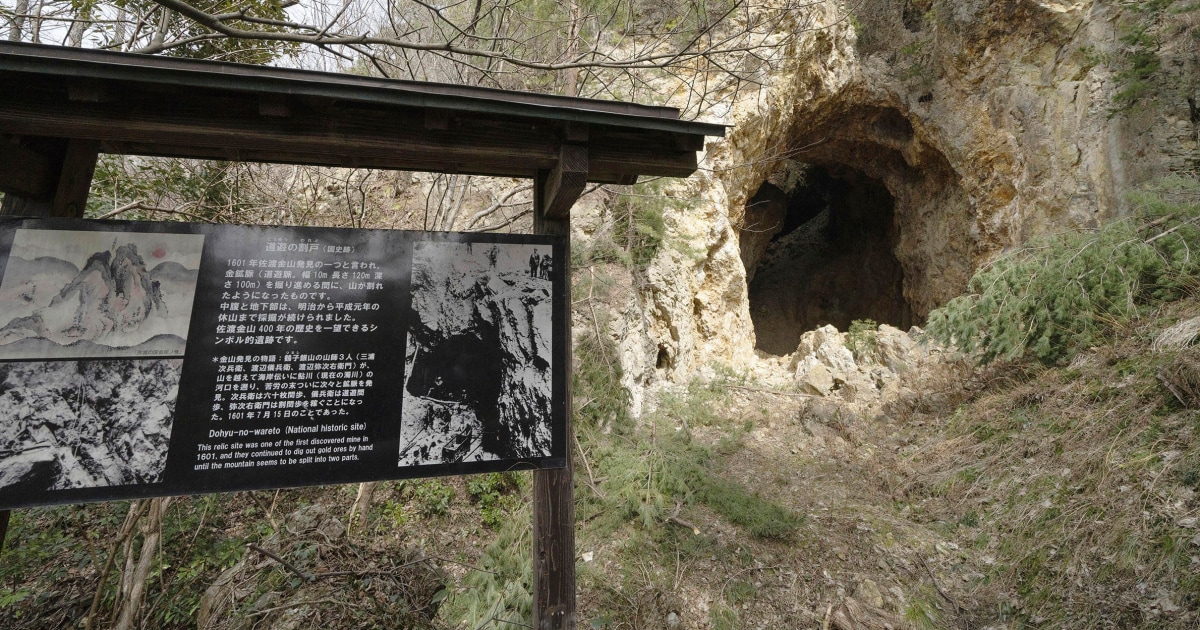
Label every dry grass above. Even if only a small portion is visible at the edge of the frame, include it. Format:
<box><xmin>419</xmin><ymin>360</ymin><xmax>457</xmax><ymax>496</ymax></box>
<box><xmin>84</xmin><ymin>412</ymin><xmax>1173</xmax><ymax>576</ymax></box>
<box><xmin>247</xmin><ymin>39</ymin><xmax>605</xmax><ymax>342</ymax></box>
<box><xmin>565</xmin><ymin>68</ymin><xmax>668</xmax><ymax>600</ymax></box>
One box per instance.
<box><xmin>897</xmin><ymin>306</ymin><xmax>1200</xmax><ymax>627</ymax></box>
<box><xmin>1158</xmin><ymin>347</ymin><xmax>1200</xmax><ymax>408</ymax></box>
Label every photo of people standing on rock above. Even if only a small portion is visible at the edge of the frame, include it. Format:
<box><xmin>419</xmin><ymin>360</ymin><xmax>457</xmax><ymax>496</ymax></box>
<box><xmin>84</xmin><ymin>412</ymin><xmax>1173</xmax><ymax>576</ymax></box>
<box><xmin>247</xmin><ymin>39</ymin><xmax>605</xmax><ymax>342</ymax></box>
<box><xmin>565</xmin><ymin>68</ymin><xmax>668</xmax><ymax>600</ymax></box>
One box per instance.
<box><xmin>399</xmin><ymin>241</ymin><xmax>554</xmax><ymax>466</ymax></box>
<box><xmin>0</xmin><ymin>229</ymin><xmax>204</xmax><ymax>360</ymax></box>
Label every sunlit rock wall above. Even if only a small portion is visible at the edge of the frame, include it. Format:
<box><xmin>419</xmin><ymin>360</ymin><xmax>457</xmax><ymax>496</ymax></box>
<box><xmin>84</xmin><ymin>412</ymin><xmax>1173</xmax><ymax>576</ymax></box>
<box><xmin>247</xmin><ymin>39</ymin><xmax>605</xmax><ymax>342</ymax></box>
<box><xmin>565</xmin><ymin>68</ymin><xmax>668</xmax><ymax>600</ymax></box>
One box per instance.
<box><xmin>602</xmin><ymin>0</ymin><xmax>1198</xmax><ymax>401</ymax></box>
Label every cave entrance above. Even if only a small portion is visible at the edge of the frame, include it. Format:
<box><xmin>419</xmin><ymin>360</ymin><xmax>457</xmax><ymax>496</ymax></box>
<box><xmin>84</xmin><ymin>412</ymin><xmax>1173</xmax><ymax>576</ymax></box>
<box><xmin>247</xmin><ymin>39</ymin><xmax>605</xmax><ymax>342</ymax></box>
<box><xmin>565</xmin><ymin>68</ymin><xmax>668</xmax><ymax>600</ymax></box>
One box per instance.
<box><xmin>741</xmin><ymin>166</ymin><xmax>914</xmax><ymax>356</ymax></box>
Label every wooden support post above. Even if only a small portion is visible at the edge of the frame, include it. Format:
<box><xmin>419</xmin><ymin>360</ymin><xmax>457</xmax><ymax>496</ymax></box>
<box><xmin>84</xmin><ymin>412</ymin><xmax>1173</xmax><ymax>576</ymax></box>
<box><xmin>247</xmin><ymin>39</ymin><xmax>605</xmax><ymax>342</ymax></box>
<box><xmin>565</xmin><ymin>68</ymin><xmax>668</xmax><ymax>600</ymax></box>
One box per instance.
<box><xmin>542</xmin><ymin>145</ymin><xmax>588</xmax><ymax>221</ymax></box>
<box><xmin>0</xmin><ymin>138</ymin><xmax>95</xmax><ymax>554</ymax></box>
<box><xmin>0</xmin><ymin>136</ymin><xmax>61</xmax><ymax>217</ymax></box>
<box><xmin>0</xmin><ymin>509</ymin><xmax>9</xmax><ymax>554</ymax></box>
<box><xmin>532</xmin><ymin>149</ymin><xmax>583</xmax><ymax>629</ymax></box>
<box><xmin>0</xmin><ymin>137</ymin><xmax>58</xmax><ymax>199</ymax></box>
<box><xmin>51</xmin><ymin>139</ymin><xmax>100</xmax><ymax>218</ymax></box>
<box><xmin>0</xmin><ymin>137</ymin><xmax>97</xmax><ymax>219</ymax></box>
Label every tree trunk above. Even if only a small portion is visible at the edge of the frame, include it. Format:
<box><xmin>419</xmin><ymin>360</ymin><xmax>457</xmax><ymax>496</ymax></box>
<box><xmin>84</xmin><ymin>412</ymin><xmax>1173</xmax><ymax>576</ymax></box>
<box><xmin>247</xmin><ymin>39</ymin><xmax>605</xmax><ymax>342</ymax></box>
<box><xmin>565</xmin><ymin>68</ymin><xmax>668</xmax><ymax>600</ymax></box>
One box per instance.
<box><xmin>564</xmin><ymin>0</ymin><xmax>581</xmax><ymax>97</ymax></box>
<box><xmin>29</xmin><ymin>0</ymin><xmax>44</xmax><ymax>44</ymax></box>
<box><xmin>113</xmin><ymin>497</ymin><xmax>172</xmax><ymax>630</ymax></box>
<box><xmin>151</xmin><ymin>6</ymin><xmax>171</xmax><ymax>49</ymax></box>
<box><xmin>8</xmin><ymin>0</ymin><xmax>28</xmax><ymax>41</ymax></box>
<box><xmin>66</xmin><ymin>5</ymin><xmax>93</xmax><ymax>47</ymax></box>
<box><xmin>348</xmin><ymin>481</ymin><xmax>377</xmax><ymax>532</ymax></box>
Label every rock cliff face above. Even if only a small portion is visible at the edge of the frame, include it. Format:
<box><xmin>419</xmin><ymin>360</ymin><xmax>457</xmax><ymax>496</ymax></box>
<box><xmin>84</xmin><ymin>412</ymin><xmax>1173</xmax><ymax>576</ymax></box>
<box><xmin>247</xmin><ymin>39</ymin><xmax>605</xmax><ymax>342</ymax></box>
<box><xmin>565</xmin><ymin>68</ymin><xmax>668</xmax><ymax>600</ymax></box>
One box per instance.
<box><xmin>0</xmin><ymin>359</ymin><xmax>180</xmax><ymax>495</ymax></box>
<box><xmin>400</xmin><ymin>243</ymin><xmax>553</xmax><ymax>464</ymax></box>
<box><xmin>605</xmin><ymin>0</ymin><xmax>1198</xmax><ymax>398</ymax></box>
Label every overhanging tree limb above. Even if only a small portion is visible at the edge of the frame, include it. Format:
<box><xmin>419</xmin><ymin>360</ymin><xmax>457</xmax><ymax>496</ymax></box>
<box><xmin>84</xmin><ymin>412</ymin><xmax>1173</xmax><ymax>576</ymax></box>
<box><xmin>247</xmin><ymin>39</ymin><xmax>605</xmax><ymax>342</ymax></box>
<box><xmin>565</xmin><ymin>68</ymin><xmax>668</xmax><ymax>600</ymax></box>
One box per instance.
<box><xmin>138</xmin><ymin>0</ymin><xmax>815</xmax><ymax>72</ymax></box>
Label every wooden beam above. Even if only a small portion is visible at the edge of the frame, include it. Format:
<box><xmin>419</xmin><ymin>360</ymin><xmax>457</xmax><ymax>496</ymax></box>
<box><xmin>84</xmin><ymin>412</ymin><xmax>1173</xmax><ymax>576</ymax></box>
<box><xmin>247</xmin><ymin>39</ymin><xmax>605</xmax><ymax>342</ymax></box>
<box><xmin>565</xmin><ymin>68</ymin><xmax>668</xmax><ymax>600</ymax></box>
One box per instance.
<box><xmin>424</xmin><ymin>108</ymin><xmax>450</xmax><ymax>130</ymax></box>
<box><xmin>0</xmin><ymin>195</ymin><xmax>52</xmax><ymax>216</ymax></box>
<box><xmin>542</xmin><ymin>145</ymin><xmax>588</xmax><ymax>220</ymax></box>
<box><xmin>0</xmin><ymin>137</ymin><xmax>58</xmax><ymax>198</ymax></box>
<box><xmin>673</xmin><ymin>132</ymin><xmax>706</xmax><ymax>152</ymax></box>
<box><xmin>96</xmin><ymin>139</ymin><xmax>682</xmax><ymax>185</ymax></box>
<box><xmin>51</xmin><ymin>139</ymin><xmax>99</xmax><ymax>218</ymax></box>
<box><xmin>533</xmin><ymin>170</ymin><xmax>576</xmax><ymax>630</ymax></box>
<box><xmin>0</xmin><ymin>86</ymin><xmax>556</xmax><ymax>168</ymax></box>
<box><xmin>0</xmin><ymin>79</ymin><xmax>701</xmax><ymax>182</ymax></box>
<box><xmin>258</xmin><ymin>94</ymin><xmax>291</xmax><ymax>117</ymax></box>
<box><xmin>563</xmin><ymin>122</ymin><xmax>589</xmax><ymax>143</ymax></box>
<box><xmin>67</xmin><ymin>79</ymin><xmax>113</xmax><ymax>103</ymax></box>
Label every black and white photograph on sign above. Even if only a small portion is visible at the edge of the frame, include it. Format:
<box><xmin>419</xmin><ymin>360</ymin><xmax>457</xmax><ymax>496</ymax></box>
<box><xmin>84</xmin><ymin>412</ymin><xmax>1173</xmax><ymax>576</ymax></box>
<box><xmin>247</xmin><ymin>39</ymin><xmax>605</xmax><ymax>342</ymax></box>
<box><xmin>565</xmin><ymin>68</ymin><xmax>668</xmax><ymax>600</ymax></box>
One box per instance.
<box><xmin>399</xmin><ymin>241</ymin><xmax>553</xmax><ymax>466</ymax></box>
<box><xmin>0</xmin><ymin>229</ymin><xmax>204</xmax><ymax>360</ymax></box>
<box><xmin>0</xmin><ymin>359</ymin><xmax>180</xmax><ymax>494</ymax></box>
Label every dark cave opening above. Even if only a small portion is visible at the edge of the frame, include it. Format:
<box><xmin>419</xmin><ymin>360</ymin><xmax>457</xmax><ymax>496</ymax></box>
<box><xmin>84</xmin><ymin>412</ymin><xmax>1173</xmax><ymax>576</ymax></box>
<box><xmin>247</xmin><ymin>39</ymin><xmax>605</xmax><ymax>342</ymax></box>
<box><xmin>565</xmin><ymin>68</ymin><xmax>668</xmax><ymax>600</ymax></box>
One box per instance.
<box><xmin>741</xmin><ymin>166</ymin><xmax>914</xmax><ymax>356</ymax></box>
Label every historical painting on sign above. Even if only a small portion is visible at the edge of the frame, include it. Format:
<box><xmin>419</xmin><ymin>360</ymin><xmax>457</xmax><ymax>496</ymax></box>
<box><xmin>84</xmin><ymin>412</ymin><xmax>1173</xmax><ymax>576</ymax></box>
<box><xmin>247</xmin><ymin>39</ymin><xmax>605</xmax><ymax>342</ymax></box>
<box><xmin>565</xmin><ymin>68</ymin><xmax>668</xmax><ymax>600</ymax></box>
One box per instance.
<box><xmin>399</xmin><ymin>242</ymin><xmax>554</xmax><ymax>466</ymax></box>
<box><xmin>0</xmin><ymin>359</ymin><xmax>180</xmax><ymax>495</ymax></box>
<box><xmin>0</xmin><ymin>229</ymin><xmax>203</xmax><ymax>359</ymax></box>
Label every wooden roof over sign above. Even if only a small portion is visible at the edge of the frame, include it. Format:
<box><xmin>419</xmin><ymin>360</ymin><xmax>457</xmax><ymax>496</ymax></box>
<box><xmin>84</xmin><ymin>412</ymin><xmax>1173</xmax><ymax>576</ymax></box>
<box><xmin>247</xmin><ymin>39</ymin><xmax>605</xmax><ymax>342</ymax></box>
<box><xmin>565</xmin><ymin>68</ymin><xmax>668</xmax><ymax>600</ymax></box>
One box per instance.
<box><xmin>0</xmin><ymin>42</ymin><xmax>725</xmax><ymax>213</ymax></box>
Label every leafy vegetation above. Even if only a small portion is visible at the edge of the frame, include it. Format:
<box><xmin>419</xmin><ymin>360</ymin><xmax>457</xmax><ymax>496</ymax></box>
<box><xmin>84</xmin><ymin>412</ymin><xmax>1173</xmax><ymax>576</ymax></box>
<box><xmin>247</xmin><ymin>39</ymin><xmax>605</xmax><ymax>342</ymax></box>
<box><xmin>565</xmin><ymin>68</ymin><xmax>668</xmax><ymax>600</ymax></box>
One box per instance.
<box><xmin>926</xmin><ymin>177</ymin><xmax>1200</xmax><ymax>365</ymax></box>
<box><xmin>0</xmin><ymin>496</ymin><xmax>266</xmax><ymax>629</ymax></box>
<box><xmin>846</xmin><ymin>318</ymin><xmax>880</xmax><ymax>360</ymax></box>
<box><xmin>87</xmin><ymin>157</ymin><xmax>244</xmax><ymax>221</ymax></box>
<box><xmin>403</xmin><ymin>479</ymin><xmax>457</xmax><ymax>517</ymax></box>
<box><xmin>610</xmin><ymin>184</ymin><xmax>669</xmax><ymax>270</ymax></box>
<box><xmin>441</xmin><ymin>502</ymin><xmax>534</xmax><ymax>628</ymax></box>
<box><xmin>466</xmin><ymin>473</ymin><xmax>523</xmax><ymax>529</ymax></box>
<box><xmin>1112</xmin><ymin>22</ymin><xmax>1163</xmax><ymax>111</ymax></box>
<box><xmin>1107</xmin><ymin>0</ymin><xmax>1200</xmax><ymax>112</ymax></box>
<box><xmin>573</xmin><ymin>319</ymin><xmax>631</xmax><ymax>432</ymax></box>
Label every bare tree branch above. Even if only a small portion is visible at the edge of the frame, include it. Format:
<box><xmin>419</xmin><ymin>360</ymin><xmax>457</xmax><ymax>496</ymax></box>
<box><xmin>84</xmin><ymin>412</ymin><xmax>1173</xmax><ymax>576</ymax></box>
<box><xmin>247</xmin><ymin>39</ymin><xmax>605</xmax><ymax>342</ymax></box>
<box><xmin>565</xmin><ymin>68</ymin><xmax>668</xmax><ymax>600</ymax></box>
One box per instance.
<box><xmin>134</xmin><ymin>0</ymin><xmax>813</xmax><ymax>75</ymax></box>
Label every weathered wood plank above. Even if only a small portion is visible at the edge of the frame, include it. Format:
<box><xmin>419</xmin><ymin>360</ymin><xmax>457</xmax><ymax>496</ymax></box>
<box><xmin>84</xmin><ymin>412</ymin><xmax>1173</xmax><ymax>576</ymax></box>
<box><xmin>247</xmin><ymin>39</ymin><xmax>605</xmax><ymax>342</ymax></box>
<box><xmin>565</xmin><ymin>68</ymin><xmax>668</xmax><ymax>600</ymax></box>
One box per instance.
<box><xmin>543</xmin><ymin>145</ymin><xmax>588</xmax><ymax>220</ymax></box>
<box><xmin>533</xmin><ymin>169</ymin><xmax>576</xmax><ymax>630</ymax></box>
<box><xmin>51</xmin><ymin>139</ymin><xmax>99</xmax><ymax>218</ymax></box>
<box><xmin>0</xmin><ymin>78</ymin><xmax>701</xmax><ymax>182</ymax></box>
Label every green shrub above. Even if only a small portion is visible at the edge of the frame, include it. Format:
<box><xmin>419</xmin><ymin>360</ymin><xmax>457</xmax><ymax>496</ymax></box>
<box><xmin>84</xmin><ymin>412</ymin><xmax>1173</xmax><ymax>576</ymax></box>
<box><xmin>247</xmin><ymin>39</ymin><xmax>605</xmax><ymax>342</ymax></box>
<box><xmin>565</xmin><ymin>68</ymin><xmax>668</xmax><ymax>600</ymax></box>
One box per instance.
<box><xmin>403</xmin><ymin>479</ymin><xmax>455</xmax><ymax>517</ymax></box>
<box><xmin>926</xmin><ymin>177</ymin><xmax>1200</xmax><ymax>365</ymax></box>
<box><xmin>846</xmin><ymin>318</ymin><xmax>880</xmax><ymax>359</ymax></box>
<box><xmin>466</xmin><ymin>472</ymin><xmax>521</xmax><ymax>528</ymax></box>
<box><xmin>611</xmin><ymin>187</ymin><xmax>668</xmax><ymax>269</ymax></box>
<box><xmin>574</xmin><ymin>325</ymin><xmax>631</xmax><ymax>432</ymax></box>
<box><xmin>1111</xmin><ymin>24</ymin><xmax>1161</xmax><ymax>110</ymax></box>
<box><xmin>592</xmin><ymin>419</ymin><xmax>802</xmax><ymax>540</ymax></box>
<box><xmin>441</xmin><ymin>503</ymin><xmax>532</xmax><ymax>627</ymax></box>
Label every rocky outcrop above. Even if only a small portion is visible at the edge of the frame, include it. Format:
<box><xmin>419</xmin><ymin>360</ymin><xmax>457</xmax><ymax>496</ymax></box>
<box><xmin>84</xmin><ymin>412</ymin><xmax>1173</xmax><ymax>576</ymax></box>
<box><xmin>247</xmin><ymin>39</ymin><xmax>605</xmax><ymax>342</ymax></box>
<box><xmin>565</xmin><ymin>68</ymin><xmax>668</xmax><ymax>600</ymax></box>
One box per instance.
<box><xmin>603</xmin><ymin>0</ymin><xmax>1198</xmax><ymax>397</ymax></box>
<box><xmin>0</xmin><ymin>359</ymin><xmax>180</xmax><ymax>494</ymax></box>
<box><xmin>401</xmin><ymin>244</ymin><xmax>552</xmax><ymax>463</ymax></box>
<box><xmin>786</xmin><ymin>324</ymin><xmax>940</xmax><ymax>411</ymax></box>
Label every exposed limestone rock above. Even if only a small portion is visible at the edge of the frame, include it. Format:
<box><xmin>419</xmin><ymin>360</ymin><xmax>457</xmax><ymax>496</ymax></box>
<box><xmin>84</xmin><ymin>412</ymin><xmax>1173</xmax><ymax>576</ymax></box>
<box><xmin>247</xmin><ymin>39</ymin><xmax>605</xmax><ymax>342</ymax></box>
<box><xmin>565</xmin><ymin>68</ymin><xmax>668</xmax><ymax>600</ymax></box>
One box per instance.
<box><xmin>609</xmin><ymin>0</ymin><xmax>1198</xmax><ymax>398</ymax></box>
<box><xmin>786</xmin><ymin>324</ymin><xmax>937</xmax><ymax>410</ymax></box>
<box><xmin>738</xmin><ymin>183</ymin><xmax>789</xmax><ymax>283</ymax></box>
<box><xmin>792</xmin><ymin>325</ymin><xmax>858</xmax><ymax>396</ymax></box>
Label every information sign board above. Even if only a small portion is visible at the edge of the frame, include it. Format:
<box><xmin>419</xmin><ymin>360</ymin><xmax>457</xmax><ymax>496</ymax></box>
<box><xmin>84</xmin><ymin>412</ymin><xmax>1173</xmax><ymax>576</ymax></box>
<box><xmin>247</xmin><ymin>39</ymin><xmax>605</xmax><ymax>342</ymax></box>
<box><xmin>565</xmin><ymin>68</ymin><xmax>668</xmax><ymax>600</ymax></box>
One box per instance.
<box><xmin>0</xmin><ymin>218</ymin><xmax>567</xmax><ymax>510</ymax></box>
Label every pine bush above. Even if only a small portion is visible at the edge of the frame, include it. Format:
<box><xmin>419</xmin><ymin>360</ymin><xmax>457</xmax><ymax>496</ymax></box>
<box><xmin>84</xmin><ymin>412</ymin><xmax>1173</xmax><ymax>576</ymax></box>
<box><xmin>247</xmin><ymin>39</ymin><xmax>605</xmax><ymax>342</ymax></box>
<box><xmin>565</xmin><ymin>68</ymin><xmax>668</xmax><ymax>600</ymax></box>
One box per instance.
<box><xmin>926</xmin><ymin>177</ymin><xmax>1200</xmax><ymax>365</ymax></box>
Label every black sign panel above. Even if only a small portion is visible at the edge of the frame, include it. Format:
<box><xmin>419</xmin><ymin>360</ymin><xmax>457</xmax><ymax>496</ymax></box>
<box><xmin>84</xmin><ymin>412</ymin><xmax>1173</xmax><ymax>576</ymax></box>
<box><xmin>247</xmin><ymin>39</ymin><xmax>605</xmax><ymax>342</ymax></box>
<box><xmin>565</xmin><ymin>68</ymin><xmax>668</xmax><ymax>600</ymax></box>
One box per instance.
<box><xmin>0</xmin><ymin>218</ymin><xmax>566</xmax><ymax>510</ymax></box>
